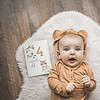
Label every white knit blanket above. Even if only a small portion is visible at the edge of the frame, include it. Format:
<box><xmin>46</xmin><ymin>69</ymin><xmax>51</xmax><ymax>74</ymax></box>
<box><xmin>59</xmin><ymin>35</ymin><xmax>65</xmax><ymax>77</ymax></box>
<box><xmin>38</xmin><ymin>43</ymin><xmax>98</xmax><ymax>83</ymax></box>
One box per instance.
<box><xmin>16</xmin><ymin>11</ymin><xmax>100</xmax><ymax>100</ymax></box>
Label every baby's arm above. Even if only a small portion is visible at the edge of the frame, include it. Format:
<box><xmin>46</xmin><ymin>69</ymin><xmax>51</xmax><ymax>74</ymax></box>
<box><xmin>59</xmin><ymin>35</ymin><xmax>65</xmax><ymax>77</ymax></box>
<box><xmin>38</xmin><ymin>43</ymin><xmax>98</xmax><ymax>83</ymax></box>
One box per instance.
<box><xmin>81</xmin><ymin>63</ymin><xmax>96</xmax><ymax>93</ymax></box>
<box><xmin>48</xmin><ymin>63</ymin><xmax>68</xmax><ymax>97</ymax></box>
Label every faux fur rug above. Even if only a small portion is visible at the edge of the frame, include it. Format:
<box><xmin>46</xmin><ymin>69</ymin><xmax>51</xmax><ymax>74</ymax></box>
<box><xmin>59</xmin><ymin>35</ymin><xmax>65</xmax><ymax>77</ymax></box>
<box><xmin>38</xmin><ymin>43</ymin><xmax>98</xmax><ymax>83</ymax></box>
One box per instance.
<box><xmin>16</xmin><ymin>11</ymin><xmax>100</xmax><ymax>100</ymax></box>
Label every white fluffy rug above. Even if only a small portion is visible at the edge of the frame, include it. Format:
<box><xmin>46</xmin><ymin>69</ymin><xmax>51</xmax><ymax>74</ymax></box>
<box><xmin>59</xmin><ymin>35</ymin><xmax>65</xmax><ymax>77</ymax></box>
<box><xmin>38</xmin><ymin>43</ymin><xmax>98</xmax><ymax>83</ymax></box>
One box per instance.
<box><xmin>16</xmin><ymin>11</ymin><xmax>100</xmax><ymax>100</ymax></box>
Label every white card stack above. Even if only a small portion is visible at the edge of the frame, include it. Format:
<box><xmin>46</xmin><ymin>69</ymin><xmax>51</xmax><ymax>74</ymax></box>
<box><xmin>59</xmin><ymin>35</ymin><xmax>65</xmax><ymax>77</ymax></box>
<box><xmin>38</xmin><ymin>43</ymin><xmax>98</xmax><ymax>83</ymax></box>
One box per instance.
<box><xmin>23</xmin><ymin>40</ymin><xmax>51</xmax><ymax>77</ymax></box>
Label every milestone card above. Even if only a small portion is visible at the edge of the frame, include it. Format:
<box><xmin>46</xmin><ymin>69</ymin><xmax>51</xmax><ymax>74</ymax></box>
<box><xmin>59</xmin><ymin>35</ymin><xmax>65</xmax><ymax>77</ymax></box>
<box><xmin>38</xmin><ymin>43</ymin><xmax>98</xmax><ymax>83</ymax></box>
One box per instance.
<box><xmin>23</xmin><ymin>40</ymin><xmax>51</xmax><ymax>77</ymax></box>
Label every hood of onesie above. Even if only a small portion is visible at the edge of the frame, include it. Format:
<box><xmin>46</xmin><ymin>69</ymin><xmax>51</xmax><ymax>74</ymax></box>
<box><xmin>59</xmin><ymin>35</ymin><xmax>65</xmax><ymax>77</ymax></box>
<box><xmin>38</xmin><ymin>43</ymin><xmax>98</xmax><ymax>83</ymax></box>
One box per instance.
<box><xmin>53</xmin><ymin>29</ymin><xmax>87</xmax><ymax>60</ymax></box>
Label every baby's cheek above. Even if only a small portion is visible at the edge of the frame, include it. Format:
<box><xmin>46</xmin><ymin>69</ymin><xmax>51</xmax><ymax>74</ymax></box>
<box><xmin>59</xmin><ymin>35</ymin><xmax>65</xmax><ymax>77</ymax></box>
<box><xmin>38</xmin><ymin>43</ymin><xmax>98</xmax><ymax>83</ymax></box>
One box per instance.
<box><xmin>77</xmin><ymin>51</ymin><xmax>84</xmax><ymax>59</ymax></box>
<box><xmin>59</xmin><ymin>52</ymin><xmax>68</xmax><ymax>60</ymax></box>
<box><xmin>62</xmin><ymin>51</ymin><xmax>69</xmax><ymax>56</ymax></box>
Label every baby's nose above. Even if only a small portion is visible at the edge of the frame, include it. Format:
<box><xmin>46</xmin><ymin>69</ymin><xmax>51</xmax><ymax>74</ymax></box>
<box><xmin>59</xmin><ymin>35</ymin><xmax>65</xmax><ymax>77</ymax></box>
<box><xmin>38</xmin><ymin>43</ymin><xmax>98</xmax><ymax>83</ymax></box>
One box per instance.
<box><xmin>70</xmin><ymin>49</ymin><xmax>75</xmax><ymax>55</ymax></box>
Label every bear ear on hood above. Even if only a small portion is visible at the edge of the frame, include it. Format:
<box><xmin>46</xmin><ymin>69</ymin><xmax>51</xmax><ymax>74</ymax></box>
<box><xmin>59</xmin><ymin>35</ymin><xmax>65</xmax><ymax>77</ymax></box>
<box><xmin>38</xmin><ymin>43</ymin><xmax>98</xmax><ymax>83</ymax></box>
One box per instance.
<box><xmin>53</xmin><ymin>30</ymin><xmax>62</xmax><ymax>39</ymax></box>
<box><xmin>78</xmin><ymin>30</ymin><xmax>87</xmax><ymax>38</ymax></box>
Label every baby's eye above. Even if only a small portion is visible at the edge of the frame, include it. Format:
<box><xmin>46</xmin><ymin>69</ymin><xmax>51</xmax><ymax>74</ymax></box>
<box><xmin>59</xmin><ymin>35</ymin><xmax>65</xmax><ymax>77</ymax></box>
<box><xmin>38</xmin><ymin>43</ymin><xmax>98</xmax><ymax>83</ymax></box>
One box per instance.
<box><xmin>64</xmin><ymin>48</ymin><xmax>70</xmax><ymax>51</ymax></box>
<box><xmin>75</xmin><ymin>48</ymin><xmax>81</xmax><ymax>51</ymax></box>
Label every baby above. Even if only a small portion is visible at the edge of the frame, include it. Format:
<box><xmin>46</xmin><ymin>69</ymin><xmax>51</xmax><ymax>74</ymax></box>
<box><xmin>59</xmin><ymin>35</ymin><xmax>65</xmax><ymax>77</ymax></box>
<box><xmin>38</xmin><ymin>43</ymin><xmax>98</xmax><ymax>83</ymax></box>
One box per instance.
<box><xmin>48</xmin><ymin>29</ymin><xmax>96</xmax><ymax>100</ymax></box>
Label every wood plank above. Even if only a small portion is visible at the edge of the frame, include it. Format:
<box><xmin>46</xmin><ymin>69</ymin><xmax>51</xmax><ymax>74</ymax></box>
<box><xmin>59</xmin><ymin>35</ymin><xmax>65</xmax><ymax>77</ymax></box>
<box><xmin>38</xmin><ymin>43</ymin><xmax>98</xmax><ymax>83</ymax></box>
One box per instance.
<box><xmin>0</xmin><ymin>10</ymin><xmax>31</xmax><ymax>100</ymax></box>
<box><xmin>92</xmin><ymin>0</ymin><xmax>100</xmax><ymax>23</ymax></box>
<box><xmin>81</xmin><ymin>0</ymin><xmax>99</xmax><ymax>23</ymax></box>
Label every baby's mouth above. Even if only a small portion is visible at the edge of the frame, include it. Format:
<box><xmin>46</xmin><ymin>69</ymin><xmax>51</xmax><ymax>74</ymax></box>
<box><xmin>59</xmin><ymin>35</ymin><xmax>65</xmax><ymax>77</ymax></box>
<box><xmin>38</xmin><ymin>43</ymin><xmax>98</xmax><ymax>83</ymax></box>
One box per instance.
<box><xmin>68</xmin><ymin>58</ymin><xmax>77</xmax><ymax>63</ymax></box>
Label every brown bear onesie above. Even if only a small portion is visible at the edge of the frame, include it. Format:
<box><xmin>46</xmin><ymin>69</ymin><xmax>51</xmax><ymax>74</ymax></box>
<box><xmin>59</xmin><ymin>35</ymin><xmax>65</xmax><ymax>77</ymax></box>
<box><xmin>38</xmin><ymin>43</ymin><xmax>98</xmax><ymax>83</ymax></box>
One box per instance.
<box><xmin>48</xmin><ymin>29</ymin><xmax>96</xmax><ymax>100</ymax></box>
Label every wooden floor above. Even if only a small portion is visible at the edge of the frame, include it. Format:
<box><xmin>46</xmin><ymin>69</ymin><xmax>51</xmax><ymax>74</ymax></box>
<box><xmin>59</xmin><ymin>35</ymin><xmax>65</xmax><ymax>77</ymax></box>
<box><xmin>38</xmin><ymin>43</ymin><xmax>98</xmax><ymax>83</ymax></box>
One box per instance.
<box><xmin>0</xmin><ymin>0</ymin><xmax>100</xmax><ymax>100</ymax></box>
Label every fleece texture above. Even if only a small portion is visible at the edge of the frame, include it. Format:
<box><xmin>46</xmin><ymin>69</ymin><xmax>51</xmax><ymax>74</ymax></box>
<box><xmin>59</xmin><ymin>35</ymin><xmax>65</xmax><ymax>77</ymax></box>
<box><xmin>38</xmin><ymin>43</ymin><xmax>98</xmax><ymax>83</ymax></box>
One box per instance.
<box><xmin>16</xmin><ymin>11</ymin><xmax>100</xmax><ymax>100</ymax></box>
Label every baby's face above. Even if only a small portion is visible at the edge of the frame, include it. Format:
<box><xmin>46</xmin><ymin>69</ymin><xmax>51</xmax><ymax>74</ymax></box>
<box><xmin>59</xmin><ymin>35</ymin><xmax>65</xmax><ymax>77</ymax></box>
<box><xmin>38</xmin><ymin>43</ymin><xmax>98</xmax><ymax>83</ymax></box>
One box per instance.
<box><xmin>59</xmin><ymin>34</ymin><xmax>84</xmax><ymax>67</ymax></box>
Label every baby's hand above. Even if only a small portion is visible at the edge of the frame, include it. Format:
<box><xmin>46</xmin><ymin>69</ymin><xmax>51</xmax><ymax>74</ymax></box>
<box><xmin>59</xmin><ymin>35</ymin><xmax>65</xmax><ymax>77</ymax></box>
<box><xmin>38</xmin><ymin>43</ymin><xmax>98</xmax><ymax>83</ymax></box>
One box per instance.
<box><xmin>66</xmin><ymin>82</ymin><xmax>76</xmax><ymax>92</ymax></box>
<box><xmin>81</xmin><ymin>75</ymin><xmax>91</xmax><ymax>88</ymax></box>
